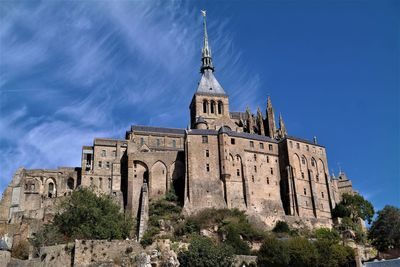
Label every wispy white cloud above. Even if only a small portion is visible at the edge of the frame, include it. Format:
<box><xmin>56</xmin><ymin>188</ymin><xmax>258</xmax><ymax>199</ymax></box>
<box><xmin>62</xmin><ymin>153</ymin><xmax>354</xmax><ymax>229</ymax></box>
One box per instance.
<box><xmin>0</xmin><ymin>1</ymin><xmax>261</xmax><ymax>193</ymax></box>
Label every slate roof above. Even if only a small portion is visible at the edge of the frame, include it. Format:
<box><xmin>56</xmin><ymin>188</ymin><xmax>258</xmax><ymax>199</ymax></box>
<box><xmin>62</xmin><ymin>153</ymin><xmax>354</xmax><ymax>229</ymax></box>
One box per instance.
<box><xmin>131</xmin><ymin>125</ymin><xmax>185</xmax><ymax>135</ymax></box>
<box><xmin>196</xmin><ymin>69</ymin><xmax>226</xmax><ymax>95</ymax></box>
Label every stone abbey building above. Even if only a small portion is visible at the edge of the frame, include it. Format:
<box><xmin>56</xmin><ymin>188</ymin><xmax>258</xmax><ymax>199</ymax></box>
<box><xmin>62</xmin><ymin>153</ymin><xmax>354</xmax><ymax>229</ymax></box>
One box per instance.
<box><xmin>0</xmin><ymin>13</ymin><xmax>354</xmax><ymax>240</ymax></box>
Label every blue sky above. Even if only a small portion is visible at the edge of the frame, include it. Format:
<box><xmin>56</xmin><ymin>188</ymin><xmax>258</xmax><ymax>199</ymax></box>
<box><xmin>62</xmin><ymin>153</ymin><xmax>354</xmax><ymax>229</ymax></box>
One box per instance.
<box><xmin>0</xmin><ymin>1</ymin><xmax>398</xmax><ymax>212</ymax></box>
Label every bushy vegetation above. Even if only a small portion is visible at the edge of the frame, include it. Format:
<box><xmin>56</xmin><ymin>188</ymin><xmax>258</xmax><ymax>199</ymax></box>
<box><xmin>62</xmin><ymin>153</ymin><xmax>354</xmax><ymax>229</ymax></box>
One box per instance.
<box><xmin>332</xmin><ymin>193</ymin><xmax>374</xmax><ymax>244</ymax></box>
<box><xmin>178</xmin><ymin>235</ymin><xmax>234</xmax><ymax>267</ymax></box>
<box><xmin>369</xmin><ymin>205</ymin><xmax>400</xmax><ymax>252</ymax></box>
<box><xmin>333</xmin><ymin>193</ymin><xmax>374</xmax><ymax>224</ymax></box>
<box><xmin>175</xmin><ymin>208</ymin><xmax>265</xmax><ymax>255</ymax></box>
<box><xmin>140</xmin><ymin>188</ymin><xmax>183</xmax><ymax>247</ymax></box>
<box><xmin>30</xmin><ymin>188</ymin><xmax>132</xmax><ymax>252</ymax></box>
<box><xmin>257</xmin><ymin>231</ymin><xmax>355</xmax><ymax>267</ymax></box>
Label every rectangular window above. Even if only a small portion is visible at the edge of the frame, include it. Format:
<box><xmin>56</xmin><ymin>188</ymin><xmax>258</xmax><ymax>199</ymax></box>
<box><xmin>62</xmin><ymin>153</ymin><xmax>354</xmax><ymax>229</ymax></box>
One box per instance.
<box><xmin>250</xmin><ymin>141</ymin><xmax>254</xmax><ymax>148</ymax></box>
<box><xmin>267</xmin><ymin>156</ymin><xmax>270</xmax><ymax>163</ymax></box>
<box><xmin>206</xmin><ymin>164</ymin><xmax>210</xmax><ymax>172</ymax></box>
<box><xmin>172</xmin><ymin>140</ymin><xmax>176</xmax><ymax>148</ymax></box>
<box><xmin>268</xmin><ymin>144</ymin><xmax>273</xmax><ymax>151</ymax></box>
<box><xmin>254</xmin><ymin>165</ymin><xmax>257</xmax><ymax>172</ymax></box>
<box><xmin>306</xmin><ymin>145</ymin><xmax>309</xmax><ymax>151</ymax></box>
<box><xmin>304</xmin><ymin>188</ymin><xmax>307</xmax><ymax>195</ymax></box>
<box><xmin>297</xmin><ymin>143</ymin><xmax>300</xmax><ymax>149</ymax></box>
<box><xmin>289</xmin><ymin>141</ymin><xmax>293</xmax><ymax>148</ymax></box>
<box><xmin>231</xmin><ymin>138</ymin><xmax>235</xmax><ymax>145</ymax></box>
<box><xmin>321</xmin><ymin>192</ymin><xmax>324</xmax><ymax>198</ymax></box>
<box><xmin>112</xmin><ymin>150</ymin><xmax>117</xmax><ymax>157</ymax></box>
<box><xmin>140</xmin><ymin>137</ymin><xmax>145</xmax><ymax>145</ymax></box>
<box><xmin>236</xmin><ymin>169</ymin><xmax>240</xmax><ymax>176</ymax></box>
<box><xmin>205</xmin><ymin>150</ymin><xmax>209</xmax><ymax>157</ymax></box>
<box><xmin>270</xmin><ymin>168</ymin><xmax>273</xmax><ymax>175</ymax></box>
<box><xmin>301</xmin><ymin>172</ymin><xmax>305</xmax><ymax>178</ymax></box>
<box><xmin>156</xmin><ymin>139</ymin><xmax>160</xmax><ymax>147</ymax></box>
<box><xmin>202</xmin><ymin>136</ymin><xmax>208</xmax><ymax>144</ymax></box>
<box><xmin>267</xmin><ymin>177</ymin><xmax>270</xmax><ymax>184</ymax></box>
<box><xmin>98</xmin><ymin>161</ymin><xmax>102</xmax><ymax>168</ymax></box>
<box><xmin>254</xmin><ymin>154</ymin><xmax>257</xmax><ymax>161</ymax></box>
<box><xmin>260</xmin><ymin>143</ymin><xmax>264</xmax><ymax>149</ymax></box>
<box><xmin>101</xmin><ymin>149</ymin><xmax>106</xmax><ymax>157</ymax></box>
<box><xmin>106</xmin><ymin>162</ymin><xmax>110</xmax><ymax>169</ymax></box>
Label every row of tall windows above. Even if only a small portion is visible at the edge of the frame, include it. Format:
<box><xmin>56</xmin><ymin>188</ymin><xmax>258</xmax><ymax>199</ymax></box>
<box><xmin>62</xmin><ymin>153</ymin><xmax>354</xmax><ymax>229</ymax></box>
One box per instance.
<box><xmin>250</xmin><ymin>141</ymin><xmax>273</xmax><ymax>151</ymax></box>
<box><xmin>203</xmin><ymin>100</ymin><xmax>224</xmax><ymax>115</ymax></box>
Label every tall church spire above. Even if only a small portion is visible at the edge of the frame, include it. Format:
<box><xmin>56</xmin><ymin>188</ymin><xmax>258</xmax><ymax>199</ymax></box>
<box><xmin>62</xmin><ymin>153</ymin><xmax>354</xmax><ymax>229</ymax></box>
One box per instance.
<box><xmin>200</xmin><ymin>10</ymin><xmax>214</xmax><ymax>73</ymax></box>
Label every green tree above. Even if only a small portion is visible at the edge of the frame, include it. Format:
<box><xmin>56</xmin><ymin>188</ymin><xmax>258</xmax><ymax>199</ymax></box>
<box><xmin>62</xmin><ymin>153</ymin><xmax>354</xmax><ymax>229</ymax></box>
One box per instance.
<box><xmin>178</xmin><ymin>236</ymin><xmax>234</xmax><ymax>267</ymax></box>
<box><xmin>315</xmin><ymin>228</ymin><xmax>340</xmax><ymax>244</ymax></box>
<box><xmin>257</xmin><ymin>236</ymin><xmax>290</xmax><ymax>267</ymax></box>
<box><xmin>31</xmin><ymin>188</ymin><xmax>132</xmax><ymax>249</ymax></box>
<box><xmin>332</xmin><ymin>193</ymin><xmax>374</xmax><ymax>223</ymax></box>
<box><xmin>286</xmin><ymin>237</ymin><xmax>318</xmax><ymax>267</ymax></box>
<box><xmin>314</xmin><ymin>239</ymin><xmax>355</xmax><ymax>267</ymax></box>
<box><xmin>369</xmin><ymin>205</ymin><xmax>400</xmax><ymax>252</ymax></box>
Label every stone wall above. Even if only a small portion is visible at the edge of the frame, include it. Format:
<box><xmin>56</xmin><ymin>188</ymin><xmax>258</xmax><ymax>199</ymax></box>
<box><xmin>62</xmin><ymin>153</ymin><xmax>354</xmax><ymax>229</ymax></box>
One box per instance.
<box><xmin>74</xmin><ymin>239</ymin><xmax>142</xmax><ymax>266</ymax></box>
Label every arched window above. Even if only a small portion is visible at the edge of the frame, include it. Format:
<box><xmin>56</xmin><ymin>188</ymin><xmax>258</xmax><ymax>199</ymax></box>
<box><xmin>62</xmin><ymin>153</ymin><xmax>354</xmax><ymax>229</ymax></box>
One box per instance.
<box><xmin>99</xmin><ymin>177</ymin><xmax>103</xmax><ymax>189</ymax></box>
<box><xmin>217</xmin><ymin>101</ymin><xmax>223</xmax><ymax>114</ymax></box>
<box><xmin>210</xmin><ymin>101</ymin><xmax>215</xmax><ymax>114</ymax></box>
<box><xmin>302</xmin><ymin>156</ymin><xmax>306</xmax><ymax>165</ymax></box>
<box><xmin>203</xmin><ymin>100</ymin><xmax>208</xmax><ymax>113</ymax></box>
<box><xmin>67</xmin><ymin>178</ymin><xmax>74</xmax><ymax>190</ymax></box>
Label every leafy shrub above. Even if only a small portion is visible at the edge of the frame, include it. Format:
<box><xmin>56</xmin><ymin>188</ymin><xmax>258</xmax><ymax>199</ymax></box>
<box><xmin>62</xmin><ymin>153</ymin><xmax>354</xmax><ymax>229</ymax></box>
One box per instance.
<box><xmin>175</xmin><ymin>208</ymin><xmax>265</xmax><ymax>255</ymax></box>
<box><xmin>140</xmin><ymin>226</ymin><xmax>160</xmax><ymax>247</ymax></box>
<box><xmin>257</xmin><ymin>235</ymin><xmax>355</xmax><ymax>267</ymax></box>
<box><xmin>178</xmin><ymin>235</ymin><xmax>234</xmax><ymax>267</ymax></box>
<box><xmin>286</xmin><ymin>237</ymin><xmax>318</xmax><ymax>267</ymax></box>
<box><xmin>31</xmin><ymin>188</ymin><xmax>132</xmax><ymax>250</ymax></box>
<box><xmin>315</xmin><ymin>228</ymin><xmax>340</xmax><ymax>244</ymax></box>
<box><xmin>315</xmin><ymin>239</ymin><xmax>355</xmax><ymax>267</ymax></box>
<box><xmin>257</xmin><ymin>235</ymin><xmax>290</xmax><ymax>267</ymax></box>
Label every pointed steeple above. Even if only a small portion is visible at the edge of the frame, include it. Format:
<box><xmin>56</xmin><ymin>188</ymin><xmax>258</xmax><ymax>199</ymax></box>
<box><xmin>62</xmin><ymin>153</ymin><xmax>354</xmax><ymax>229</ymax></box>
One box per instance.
<box><xmin>246</xmin><ymin>107</ymin><xmax>254</xmax><ymax>134</ymax></box>
<box><xmin>200</xmin><ymin>10</ymin><xmax>214</xmax><ymax>73</ymax></box>
<box><xmin>257</xmin><ymin>107</ymin><xmax>265</xmax><ymax>136</ymax></box>
<box><xmin>266</xmin><ymin>96</ymin><xmax>277</xmax><ymax>138</ymax></box>
<box><xmin>278</xmin><ymin>113</ymin><xmax>287</xmax><ymax>138</ymax></box>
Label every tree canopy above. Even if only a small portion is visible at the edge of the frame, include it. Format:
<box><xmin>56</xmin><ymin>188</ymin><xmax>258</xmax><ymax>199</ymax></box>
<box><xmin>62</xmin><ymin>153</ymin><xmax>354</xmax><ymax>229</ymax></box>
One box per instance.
<box><xmin>369</xmin><ymin>205</ymin><xmax>400</xmax><ymax>252</ymax></box>
<box><xmin>178</xmin><ymin>235</ymin><xmax>234</xmax><ymax>267</ymax></box>
<box><xmin>31</xmin><ymin>188</ymin><xmax>132</xmax><ymax>250</ymax></box>
<box><xmin>333</xmin><ymin>193</ymin><xmax>374</xmax><ymax>223</ymax></box>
